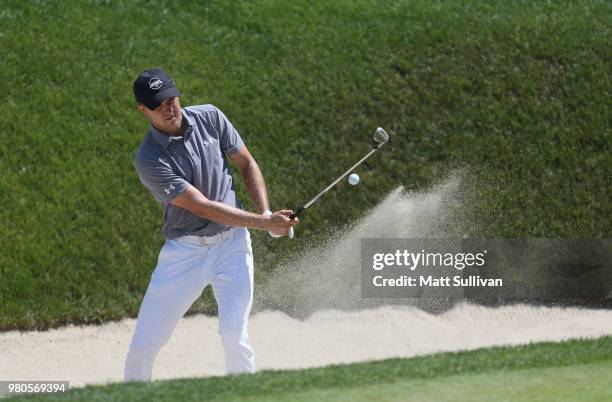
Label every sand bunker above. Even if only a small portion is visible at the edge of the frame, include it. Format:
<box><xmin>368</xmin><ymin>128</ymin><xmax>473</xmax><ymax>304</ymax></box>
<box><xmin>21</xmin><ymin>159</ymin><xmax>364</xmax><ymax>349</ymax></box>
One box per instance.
<box><xmin>1</xmin><ymin>303</ymin><xmax>612</xmax><ymax>387</ymax></box>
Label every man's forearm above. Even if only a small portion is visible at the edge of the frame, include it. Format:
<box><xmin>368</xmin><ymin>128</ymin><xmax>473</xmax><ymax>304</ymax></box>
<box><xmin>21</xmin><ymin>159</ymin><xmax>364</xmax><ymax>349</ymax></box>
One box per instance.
<box><xmin>241</xmin><ymin>161</ymin><xmax>269</xmax><ymax>213</ymax></box>
<box><xmin>198</xmin><ymin>200</ymin><xmax>269</xmax><ymax>229</ymax></box>
<box><xmin>170</xmin><ymin>186</ymin><xmax>270</xmax><ymax>230</ymax></box>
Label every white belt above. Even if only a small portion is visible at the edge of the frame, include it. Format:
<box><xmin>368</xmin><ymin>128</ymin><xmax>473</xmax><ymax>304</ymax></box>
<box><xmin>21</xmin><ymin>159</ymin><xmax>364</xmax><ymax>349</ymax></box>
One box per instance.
<box><xmin>176</xmin><ymin>229</ymin><xmax>234</xmax><ymax>246</ymax></box>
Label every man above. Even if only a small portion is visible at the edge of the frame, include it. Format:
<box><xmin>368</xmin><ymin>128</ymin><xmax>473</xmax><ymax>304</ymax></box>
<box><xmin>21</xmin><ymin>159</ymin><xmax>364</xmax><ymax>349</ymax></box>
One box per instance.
<box><xmin>125</xmin><ymin>69</ymin><xmax>298</xmax><ymax>381</ymax></box>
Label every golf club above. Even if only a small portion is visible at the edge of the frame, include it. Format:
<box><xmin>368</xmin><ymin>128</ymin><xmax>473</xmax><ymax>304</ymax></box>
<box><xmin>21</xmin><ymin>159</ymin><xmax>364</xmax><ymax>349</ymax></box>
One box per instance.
<box><xmin>287</xmin><ymin>127</ymin><xmax>389</xmax><ymax>238</ymax></box>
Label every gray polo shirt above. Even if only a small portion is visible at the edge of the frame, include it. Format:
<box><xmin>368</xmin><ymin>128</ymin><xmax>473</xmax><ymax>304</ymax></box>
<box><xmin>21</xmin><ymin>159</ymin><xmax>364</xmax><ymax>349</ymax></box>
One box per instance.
<box><xmin>134</xmin><ymin>104</ymin><xmax>245</xmax><ymax>239</ymax></box>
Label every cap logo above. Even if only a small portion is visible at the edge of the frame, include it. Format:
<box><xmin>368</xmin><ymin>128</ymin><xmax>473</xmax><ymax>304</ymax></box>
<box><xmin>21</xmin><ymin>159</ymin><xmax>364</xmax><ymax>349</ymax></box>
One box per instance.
<box><xmin>148</xmin><ymin>78</ymin><xmax>163</xmax><ymax>90</ymax></box>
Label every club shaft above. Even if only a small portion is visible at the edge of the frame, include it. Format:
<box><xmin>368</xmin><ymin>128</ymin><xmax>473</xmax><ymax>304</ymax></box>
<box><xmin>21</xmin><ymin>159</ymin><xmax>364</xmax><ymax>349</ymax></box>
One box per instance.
<box><xmin>302</xmin><ymin>148</ymin><xmax>378</xmax><ymax>209</ymax></box>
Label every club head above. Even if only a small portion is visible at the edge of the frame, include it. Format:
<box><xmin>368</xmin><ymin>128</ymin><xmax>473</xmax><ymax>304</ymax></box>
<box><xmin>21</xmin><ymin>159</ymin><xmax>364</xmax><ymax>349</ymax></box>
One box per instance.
<box><xmin>373</xmin><ymin>127</ymin><xmax>389</xmax><ymax>148</ymax></box>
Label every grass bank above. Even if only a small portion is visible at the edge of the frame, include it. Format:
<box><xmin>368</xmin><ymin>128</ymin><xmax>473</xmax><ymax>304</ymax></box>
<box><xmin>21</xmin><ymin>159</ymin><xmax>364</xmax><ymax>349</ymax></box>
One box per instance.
<box><xmin>1</xmin><ymin>0</ymin><xmax>610</xmax><ymax>329</ymax></box>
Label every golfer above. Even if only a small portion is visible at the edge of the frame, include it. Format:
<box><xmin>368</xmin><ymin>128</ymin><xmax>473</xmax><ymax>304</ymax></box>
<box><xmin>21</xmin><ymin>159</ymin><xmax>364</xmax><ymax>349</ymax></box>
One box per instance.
<box><xmin>124</xmin><ymin>69</ymin><xmax>298</xmax><ymax>381</ymax></box>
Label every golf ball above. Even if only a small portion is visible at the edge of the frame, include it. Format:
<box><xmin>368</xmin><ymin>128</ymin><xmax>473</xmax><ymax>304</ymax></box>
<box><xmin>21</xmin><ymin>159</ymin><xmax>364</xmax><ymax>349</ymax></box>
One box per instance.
<box><xmin>348</xmin><ymin>173</ymin><xmax>360</xmax><ymax>185</ymax></box>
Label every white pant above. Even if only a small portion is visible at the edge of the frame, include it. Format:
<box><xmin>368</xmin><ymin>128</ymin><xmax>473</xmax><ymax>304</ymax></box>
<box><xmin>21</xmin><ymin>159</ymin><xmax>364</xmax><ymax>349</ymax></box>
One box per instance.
<box><xmin>124</xmin><ymin>227</ymin><xmax>255</xmax><ymax>381</ymax></box>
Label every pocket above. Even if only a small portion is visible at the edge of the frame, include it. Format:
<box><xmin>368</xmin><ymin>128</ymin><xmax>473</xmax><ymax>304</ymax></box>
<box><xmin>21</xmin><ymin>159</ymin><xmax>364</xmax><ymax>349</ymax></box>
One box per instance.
<box><xmin>241</xmin><ymin>228</ymin><xmax>253</xmax><ymax>255</ymax></box>
<box><xmin>156</xmin><ymin>240</ymin><xmax>174</xmax><ymax>262</ymax></box>
<box><xmin>157</xmin><ymin>239</ymin><xmax>195</xmax><ymax>262</ymax></box>
<box><xmin>150</xmin><ymin>240</ymin><xmax>202</xmax><ymax>288</ymax></box>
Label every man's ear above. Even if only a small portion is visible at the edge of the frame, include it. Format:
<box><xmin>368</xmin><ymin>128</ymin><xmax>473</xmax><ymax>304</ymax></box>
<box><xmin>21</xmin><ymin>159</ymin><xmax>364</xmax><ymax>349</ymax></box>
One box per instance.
<box><xmin>136</xmin><ymin>103</ymin><xmax>149</xmax><ymax>115</ymax></box>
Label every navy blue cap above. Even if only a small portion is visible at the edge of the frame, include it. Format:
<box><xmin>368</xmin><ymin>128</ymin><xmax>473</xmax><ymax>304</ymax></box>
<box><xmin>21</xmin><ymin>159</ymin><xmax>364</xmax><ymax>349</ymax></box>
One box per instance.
<box><xmin>133</xmin><ymin>69</ymin><xmax>181</xmax><ymax>110</ymax></box>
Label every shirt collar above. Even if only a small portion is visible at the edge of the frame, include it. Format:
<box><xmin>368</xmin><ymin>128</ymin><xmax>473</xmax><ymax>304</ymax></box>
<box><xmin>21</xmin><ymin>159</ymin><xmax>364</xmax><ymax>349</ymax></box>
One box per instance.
<box><xmin>150</xmin><ymin>108</ymin><xmax>196</xmax><ymax>149</ymax></box>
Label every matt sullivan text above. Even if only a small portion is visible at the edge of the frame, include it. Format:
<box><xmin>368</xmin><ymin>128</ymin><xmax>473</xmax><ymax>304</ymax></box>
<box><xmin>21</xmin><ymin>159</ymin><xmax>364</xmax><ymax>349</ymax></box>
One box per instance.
<box><xmin>373</xmin><ymin>275</ymin><xmax>503</xmax><ymax>287</ymax></box>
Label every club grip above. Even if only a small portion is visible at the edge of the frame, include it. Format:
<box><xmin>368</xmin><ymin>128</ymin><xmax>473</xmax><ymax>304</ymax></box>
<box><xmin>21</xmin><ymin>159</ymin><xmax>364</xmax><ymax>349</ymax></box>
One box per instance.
<box><xmin>289</xmin><ymin>206</ymin><xmax>304</xmax><ymax>220</ymax></box>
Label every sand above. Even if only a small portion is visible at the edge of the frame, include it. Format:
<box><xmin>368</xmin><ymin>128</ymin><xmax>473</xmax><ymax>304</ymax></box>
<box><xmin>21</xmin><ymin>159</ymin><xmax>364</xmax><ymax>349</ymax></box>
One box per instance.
<box><xmin>1</xmin><ymin>303</ymin><xmax>611</xmax><ymax>387</ymax></box>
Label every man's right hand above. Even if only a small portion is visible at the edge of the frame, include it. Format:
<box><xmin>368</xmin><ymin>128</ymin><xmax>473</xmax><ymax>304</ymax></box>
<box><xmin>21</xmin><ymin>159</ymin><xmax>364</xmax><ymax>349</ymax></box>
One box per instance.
<box><xmin>263</xmin><ymin>210</ymin><xmax>299</xmax><ymax>237</ymax></box>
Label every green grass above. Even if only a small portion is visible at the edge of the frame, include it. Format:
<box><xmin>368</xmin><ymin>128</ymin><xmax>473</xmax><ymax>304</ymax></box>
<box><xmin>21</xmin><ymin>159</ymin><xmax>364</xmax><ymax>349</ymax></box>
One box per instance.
<box><xmin>254</xmin><ymin>360</ymin><xmax>612</xmax><ymax>402</ymax></box>
<box><xmin>1</xmin><ymin>0</ymin><xmax>611</xmax><ymax>330</ymax></box>
<box><xmin>6</xmin><ymin>336</ymin><xmax>612</xmax><ymax>401</ymax></box>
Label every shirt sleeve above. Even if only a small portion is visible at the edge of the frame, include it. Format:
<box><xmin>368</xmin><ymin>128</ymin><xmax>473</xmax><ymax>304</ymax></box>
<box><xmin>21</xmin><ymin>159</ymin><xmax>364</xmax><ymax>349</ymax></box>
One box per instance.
<box><xmin>212</xmin><ymin>106</ymin><xmax>245</xmax><ymax>155</ymax></box>
<box><xmin>134</xmin><ymin>155</ymin><xmax>191</xmax><ymax>203</ymax></box>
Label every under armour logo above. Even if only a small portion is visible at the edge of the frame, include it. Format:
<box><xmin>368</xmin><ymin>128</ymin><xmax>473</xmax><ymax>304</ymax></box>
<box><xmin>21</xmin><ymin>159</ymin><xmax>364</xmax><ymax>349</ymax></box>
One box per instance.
<box><xmin>164</xmin><ymin>184</ymin><xmax>176</xmax><ymax>194</ymax></box>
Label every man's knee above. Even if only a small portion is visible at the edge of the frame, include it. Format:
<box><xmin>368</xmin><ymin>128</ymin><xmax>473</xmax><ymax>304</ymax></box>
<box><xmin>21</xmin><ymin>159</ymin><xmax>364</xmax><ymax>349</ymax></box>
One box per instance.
<box><xmin>127</xmin><ymin>334</ymin><xmax>168</xmax><ymax>358</ymax></box>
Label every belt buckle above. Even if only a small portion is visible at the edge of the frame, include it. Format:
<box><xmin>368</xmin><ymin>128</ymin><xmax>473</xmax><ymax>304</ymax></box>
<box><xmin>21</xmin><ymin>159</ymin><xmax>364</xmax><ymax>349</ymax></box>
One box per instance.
<box><xmin>198</xmin><ymin>235</ymin><xmax>215</xmax><ymax>246</ymax></box>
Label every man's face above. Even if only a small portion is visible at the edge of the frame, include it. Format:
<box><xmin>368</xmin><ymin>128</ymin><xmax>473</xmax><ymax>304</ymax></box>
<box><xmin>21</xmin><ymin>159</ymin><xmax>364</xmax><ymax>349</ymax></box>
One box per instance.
<box><xmin>138</xmin><ymin>96</ymin><xmax>183</xmax><ymax>134</ymax></box>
